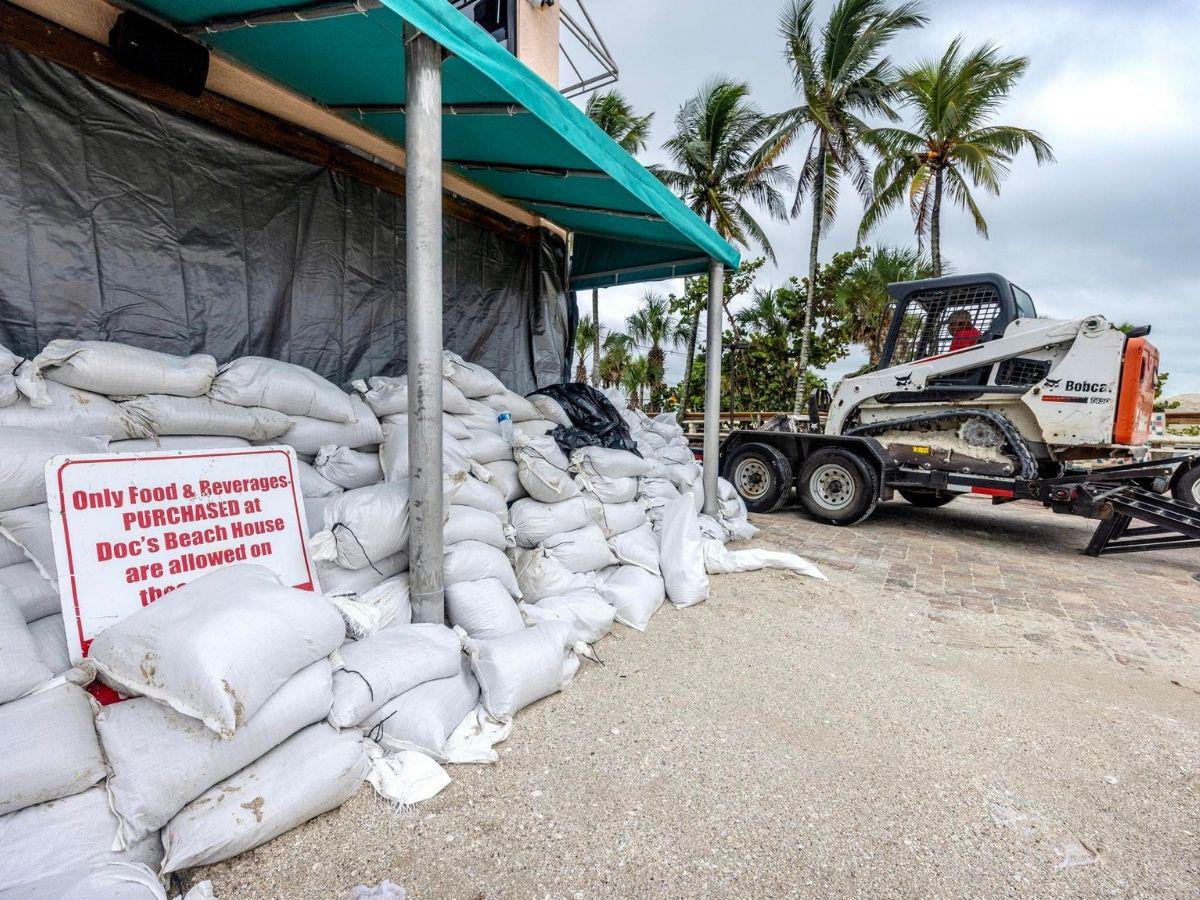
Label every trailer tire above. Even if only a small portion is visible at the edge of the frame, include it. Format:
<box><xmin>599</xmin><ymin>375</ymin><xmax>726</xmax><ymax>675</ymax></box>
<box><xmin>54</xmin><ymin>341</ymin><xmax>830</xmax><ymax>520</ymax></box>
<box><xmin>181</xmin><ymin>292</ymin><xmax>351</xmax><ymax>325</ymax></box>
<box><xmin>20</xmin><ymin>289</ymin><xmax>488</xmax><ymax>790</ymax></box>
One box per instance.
<box><xmin>725</xmin><ymin>443</ymin><xmax>794</xmax><ymax>513</ymax></box>
<box><xmin>1171</xmin><ymin>465</ymin><xmax>1200</xmax><ymax>507</ymax></box>
<box><xmin>898</xmin><ymin>488</ymin><xmax>957</xmax><ymax>508</ymax></box>
<box><xmin>798</xmin><ymin>448</ymin><xmax>878</xmax><ymax>526</ymax></box>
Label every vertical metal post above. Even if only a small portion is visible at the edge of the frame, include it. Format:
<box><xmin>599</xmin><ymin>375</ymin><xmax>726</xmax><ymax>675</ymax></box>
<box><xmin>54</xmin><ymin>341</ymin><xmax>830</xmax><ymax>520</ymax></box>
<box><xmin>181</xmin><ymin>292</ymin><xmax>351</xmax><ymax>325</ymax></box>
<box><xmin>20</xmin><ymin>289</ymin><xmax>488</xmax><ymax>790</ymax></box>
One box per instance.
<box><xmin>406</xmin><ymin>29</ymin><xmax>445</xmax><ymax>623</ymax></box>
<box><xmin>702</xmin><ymin>258</ymin><xmax>724</xmax><ymax>516</ymax></box>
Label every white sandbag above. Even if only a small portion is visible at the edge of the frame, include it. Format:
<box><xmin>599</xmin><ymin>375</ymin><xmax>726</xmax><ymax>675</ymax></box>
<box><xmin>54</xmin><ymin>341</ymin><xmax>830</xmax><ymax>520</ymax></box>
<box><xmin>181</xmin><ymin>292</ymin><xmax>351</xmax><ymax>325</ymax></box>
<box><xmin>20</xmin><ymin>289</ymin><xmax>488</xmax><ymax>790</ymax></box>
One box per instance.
<box><xmin>542</xmin><ymin>523</ymin><xmax>616</xmax><ymax>573</ymax></box>
<box><xmin>27</xmin><ymin>613</ymin><xmax>70</xmax><ymax>675</ymax></box>
<box><xmin>18</xmin><ymin>340</ymin><xmax>215</xmax><ymax>406</ymax></box>
<box><xmin>659</xmin><ymin>494</ymin><xmax>709</xmax><ymax>607</ymax></box>
<box><xmin>311</xmin><ymin>481</ymin><xmax>414</xmax><ymax>570</ymax></box>
<box><xmin>0</xmin><ymin>343</ymin><xmax>21</xmax><ymax>409</ymax></box>
<box><xmin>443</xmin><ymin>351</ymin><xmax>505</xmax><ymax>399</ymax></box>
<box><xmin>0</xmin><ymin>594</ymin><xmax>51</xmax><ymax>703</ymax></box>
<box><xmin>512</xmin><ymin>547</ymin><xmax>599</xmax><ymax>603</ymax></box>
<box><xmin>667</xmin><ymin>461</ymin><xmax>703</xmax><ymax>496</ymax></box>
<box><xmin>443</xmin><ymin>541</ymin><xmax>520</xmax><ymax>598</ymax></box>
<box><xmin>570</xmin><ymin>446</ymin><xmax>654</xmax><ymax>479</ymax></box>
<box><xmin>3</xmin><ymin>862</ymin><xmax>168</xmax><ymax>900</ymax></box>
<box><xmin>0</xmin><ymin>561</ymin><xmax>58</xmax><ymax>622</ymax></box>
<box><xmin>380</xmin><ymin>423</ymin><xmax>474</xmax><ymax>481</ymax></box>
<box><xmin>514</xmin><ymin>419</ymin><xmax>557</xmax><ymax>439</ymax></box>
<box><xmin>575</xmin><ymin>471</ymin><xmax>638</xmax><ymax>504</ymax></box>
<box><xmin>513</xmin><ymin>433</ymin><xmax>578</xmax><ymax>503</ymax></box>
<box><xmin>597</xmin><ymin>564</ymin><xmax>665</xmax><ymax>632</ymax></box>
<box><xmin>445</xmin><ymin>578</ymin><xmax>525</xmax><ymax>640</ymax></box>
<box><xmin>210</xmin><ymin>356</ymin><xmax>355</xmax><ymax>422</ymax></box>
<box><xmin>160</xmin><ymin>723</ymin><xmax>369</xmax><ymax>874</ymax></box>
<box><xmin>462</xmin><ymin>429</ymin><xmax>513</xmax><ymax>464</ymax></box>
<box><xmin>0</xmin><ymin>534</ymin><xmax>26</xmax><ymax>569</ymax></box>
<box><xmin>0</xmin><ymin>428</ymin><xmax>109</xmax><ymax>510</ymax></box>
<box><xmin>701</xmin><ymin>540</ymin><xmax>827</xmax><ymax>579</ymax></box>
<box><xmin>121</xmin><ymin>394</ymin><xmax>292</xmax><ymax>441</ymax></box>
<box><xmin>326</xmin><ymin>573</ymin><xmax>411</xmax><ymax>639</ymax></box>
<box><xmin>594</xmin><ymin>500</ymin><xmax>648</xmax><ymax>537</ymax></box>
<box><xmin>697</xmin><ymin>513</ymin><xmax>730</xmax><ymax>542</ymax></box>
<box><xmin>508</xmin><ymin>495</ymin><xmax>599</xmax><ymax>548</ymax></box>
<box><xmin>86</xmin><ymin>565</ymin><xmax>344</xmax><ymax>738</ymax></box>
<box><xmin>444</xmin><ymin>505</ymin><xmax>509</xmax><ymax>550</ymax></box>
<box><xmin>481</xmin><ymin>459</ymin><xmax>527</xmax><ymax>502</ymax></box>
<box><xmin>0</xmin><ymin>376</ymin><xmax>149</xmax><ymax>439</ymax></box>
<box><xmin>329</xmin><ymin>624</ymin><xmax>462</xmax><ymax>728</ymax></box>
<box><xmin>352</xmin><ymin>375</ymin><xmax>471</xmax><ymax>417</ymax></box>
<box><xmin>478</xmin><ymin>389</ymin><xmax>540</xmax><ymax>423</ymax></box>
<box><xmin>528</xmin><ymin>393</ymin><xmax>572</xmax><ymax>427</ymax></box>
<box><xmin>272</xmin><ymin>394</ymin><xmax>382</xmax><ymax>454</ymax></box>
<box><xmin>440</xmin><ymin>412</ymin><xmax>472</xmax><ymax>440</ymax></box>
<box><xmin>648</xmin><ymin>412</ymin><xmax>685</xmax><ymax>440</ymax></box>
<box><xmin>0</xmin><ymin>684</ymin><xmax>105</xmax><ymax>816</ymax></box>
<box><xmin>609</xmin><ymin>521</ymin><xmax>661</xmax><ymax>575</ymax></box>
<box><xmin>298</xmin><ymin>460</ymin><xmax>344</xmax><ymax>498</ymax></box>
<box><xmin>462</xmin><ymin>621</ymin><xmax>578</xmax><ymax>721</ymax></box>
<box><xmin>520</xmin><ymin>590</ymin><xmax>615</xmax><ymax>645</ymax></box>
<box><xmin>640</xmin><ymin>475</ymin><xmax>682</xmax><ymax>503</ymax></box>
<box><xmin>0</xmin><ymin>788</ymin><xmax>163</xmax><ymax>894</ymax></box>
<box><xmin>452</xmin><ymin>475</ymin><xmax>510</xmax><ymax>522</ymax></box>
<box><xmin>362</xmin><ymin>656</ymin><xmax>479</xmax><ymax>758</ymax></box>
<box><xmin>111</xmin><ymin>435</ymin><xmax>252</xmax><ymax>452</ymax></box>
<box><xmin>314</xmin><ymin>445</ymin><xmax>383</xmax><ymax>489</ymax></box>
<box><xmin>660</xmin><ymin>444</ymin><xmax>697</xmax><ymax>465</ymax></box>
<box><xmin>457</xmin><ymin>399</ymin><xmax>504</xmax><ymax>435</ymax></box>
<box><xmin>304</xmin><ymin>497</ymin><xmax>331</xmax><ymax>537</ymax></box>
<box><xmin>316</xmin><ymin>552</ymin><xmax>407</xmax><ymax>600</ymax></box>
<box><xmin>0</xmin><ymin>504</ymin><xmax>56</xmax><ymax>578</ymax></box>
<box><xmin>97</xmin><ymin>660</ymin><xmax>333</xmax><ymax>848</ymax></box>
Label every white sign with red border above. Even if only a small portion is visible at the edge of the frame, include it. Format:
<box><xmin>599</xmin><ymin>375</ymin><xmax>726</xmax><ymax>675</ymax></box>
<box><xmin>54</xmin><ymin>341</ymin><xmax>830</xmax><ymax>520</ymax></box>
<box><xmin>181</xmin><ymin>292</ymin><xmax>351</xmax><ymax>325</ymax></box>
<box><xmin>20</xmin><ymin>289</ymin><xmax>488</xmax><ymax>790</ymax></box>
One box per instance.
<box><xmin>45</xmin><ymin>446</ymin><xmax>319</xmax><ymax>662</ymax></box>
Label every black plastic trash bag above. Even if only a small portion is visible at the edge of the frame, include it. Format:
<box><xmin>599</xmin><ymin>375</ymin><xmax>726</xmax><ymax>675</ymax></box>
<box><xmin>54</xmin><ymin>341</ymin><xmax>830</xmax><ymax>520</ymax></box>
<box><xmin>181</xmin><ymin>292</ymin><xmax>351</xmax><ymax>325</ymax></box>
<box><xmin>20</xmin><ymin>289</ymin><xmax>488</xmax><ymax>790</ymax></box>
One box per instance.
<box><xmin>550</xmin><ymin>425</ymin><xmax>602</xmax><ymax>452</ymax></box>
<box><xmin>529</xmin><ymin>384</ymin><xmax>640</xmax><ymax>455</ymax></box>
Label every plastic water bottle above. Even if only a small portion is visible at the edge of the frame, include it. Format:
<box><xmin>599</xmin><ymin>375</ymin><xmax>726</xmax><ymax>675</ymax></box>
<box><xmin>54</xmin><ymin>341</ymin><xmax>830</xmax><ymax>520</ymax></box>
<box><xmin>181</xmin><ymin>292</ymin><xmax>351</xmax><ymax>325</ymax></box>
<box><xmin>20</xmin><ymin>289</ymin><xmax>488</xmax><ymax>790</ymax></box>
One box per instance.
<box><xmin>497</xmin><ymin>411</ymin><xmax>513</xmax><ymax>443</ymax></box>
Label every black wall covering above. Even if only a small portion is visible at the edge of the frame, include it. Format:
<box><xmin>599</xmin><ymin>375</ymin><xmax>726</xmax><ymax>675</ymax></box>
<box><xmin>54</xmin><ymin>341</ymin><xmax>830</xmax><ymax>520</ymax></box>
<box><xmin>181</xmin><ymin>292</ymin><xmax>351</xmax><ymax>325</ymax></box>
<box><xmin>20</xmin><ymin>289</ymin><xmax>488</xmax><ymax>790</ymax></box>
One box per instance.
<box><xmin>0</xmin><ymin>45</ymin><xmax>573</xmax><ymax>392</ymax></box>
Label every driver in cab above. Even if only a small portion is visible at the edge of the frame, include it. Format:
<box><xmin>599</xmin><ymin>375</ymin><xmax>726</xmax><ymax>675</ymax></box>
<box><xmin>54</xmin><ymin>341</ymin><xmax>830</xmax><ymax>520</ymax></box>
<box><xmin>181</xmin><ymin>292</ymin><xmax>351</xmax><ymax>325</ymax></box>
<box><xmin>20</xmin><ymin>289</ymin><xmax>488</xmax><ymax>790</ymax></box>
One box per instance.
<box><xmin>946</xmin><ymin>310</ymin><xmax>983</xmax><ymax>351</ymax></box>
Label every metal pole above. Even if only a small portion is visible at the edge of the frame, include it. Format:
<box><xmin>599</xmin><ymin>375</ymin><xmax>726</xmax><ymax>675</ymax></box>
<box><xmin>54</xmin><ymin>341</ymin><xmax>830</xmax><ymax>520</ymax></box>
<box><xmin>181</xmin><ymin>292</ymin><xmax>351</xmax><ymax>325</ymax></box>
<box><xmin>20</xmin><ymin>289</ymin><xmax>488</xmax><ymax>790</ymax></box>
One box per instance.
<box><xmin>702</xmin><ymin>258</ymin><xmax>724</xmax><ymax>516</ymax></box>
<box><xmin>405</xmin><ymin>29</ymin><xmax>445</xmax><ymax>623</ymax></box>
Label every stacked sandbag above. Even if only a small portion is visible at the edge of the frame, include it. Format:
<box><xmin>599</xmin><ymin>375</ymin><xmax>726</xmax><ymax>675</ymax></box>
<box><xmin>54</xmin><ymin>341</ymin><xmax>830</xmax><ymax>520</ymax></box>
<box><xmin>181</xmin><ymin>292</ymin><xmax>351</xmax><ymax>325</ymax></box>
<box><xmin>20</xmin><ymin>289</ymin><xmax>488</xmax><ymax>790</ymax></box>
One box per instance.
<box><xmin>84</xmin><ymin>564</ymin><xmax>370</xmax><ymax>877</ymax></box>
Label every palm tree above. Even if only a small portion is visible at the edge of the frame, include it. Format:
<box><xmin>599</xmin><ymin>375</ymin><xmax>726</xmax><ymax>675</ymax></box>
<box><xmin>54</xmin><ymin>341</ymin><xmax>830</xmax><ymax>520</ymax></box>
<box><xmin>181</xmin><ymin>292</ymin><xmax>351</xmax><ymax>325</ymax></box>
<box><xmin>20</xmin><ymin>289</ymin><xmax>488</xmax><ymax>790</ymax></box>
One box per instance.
<box><xmin>585</xmin><ymin>90</ymin><xmax>654</xmax><ymax>387</ymax></box>
<box><xmin>573</xmin><ymin>316</ymin><xmax>602</xmax><ymax>383</ymax></box>
<box><xmin>858</xmin><ymin>38</ymin><xmax>1054</xmax><ymax>275</ymax></box>
<box><xmin>622</xmin><ymin>357</ymin><xmax>651</xmax><ymax>410</ymax></box>
<box><xmin>599</xmin><ymin>332</ymin><xmax>632</xmax><ymax>388</ymax></box>
<box><xmin>768</xmin><ymin>0</ymin><xmax>927</xmax><ymax>414</ymax></box>
<box><xmin>836</xmin><ymin>245</ymin><xmax>935</xmax><ymax>366</ymax></box>
<box><xmin>625</xmin><ymin>293</ymin><xmax>685</xmax><ymax>400</ymax></box>
<box><xmin>735</xmin><ymin>287</ymin><xmax>791</xmax><ymax>341</ymax></box>
<box><xmin>657</xmin><ymin>79</ymin><xmax>793</xmax><ymax>417</ymax></box>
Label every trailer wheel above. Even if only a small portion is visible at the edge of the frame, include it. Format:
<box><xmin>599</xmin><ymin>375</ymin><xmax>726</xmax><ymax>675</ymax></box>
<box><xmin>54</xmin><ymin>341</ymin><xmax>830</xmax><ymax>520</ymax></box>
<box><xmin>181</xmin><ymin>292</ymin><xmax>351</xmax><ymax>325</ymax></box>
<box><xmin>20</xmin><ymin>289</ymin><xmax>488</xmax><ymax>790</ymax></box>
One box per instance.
<box><xmin>798</xmin><ymin>448</ymin><xmax>878</xmax><ymax>525</ymax></box>
<box><xmin>1171</xmin><ymin>465</ymin><xmax>1200</xmax><ymax>507</ymax></box>
<box><xmin>898</xmin><ymin>488</ymin><xmax>957</xmax><ymax>508</ymax></box>
<box><xmin>726</xmin><ymin>443</ymin><xmax>794</xmax><ymax>513</ymax></box>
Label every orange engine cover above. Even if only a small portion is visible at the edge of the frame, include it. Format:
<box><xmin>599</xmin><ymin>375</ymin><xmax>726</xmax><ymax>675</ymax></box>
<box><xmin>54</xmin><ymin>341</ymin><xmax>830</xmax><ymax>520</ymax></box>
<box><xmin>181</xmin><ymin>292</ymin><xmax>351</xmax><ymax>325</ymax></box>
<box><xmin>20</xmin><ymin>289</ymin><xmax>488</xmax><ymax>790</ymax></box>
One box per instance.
<box><xmin>1113</xmin><ymin>336</ymin><xmax>1159</xmax><ymax>446</ymax></box>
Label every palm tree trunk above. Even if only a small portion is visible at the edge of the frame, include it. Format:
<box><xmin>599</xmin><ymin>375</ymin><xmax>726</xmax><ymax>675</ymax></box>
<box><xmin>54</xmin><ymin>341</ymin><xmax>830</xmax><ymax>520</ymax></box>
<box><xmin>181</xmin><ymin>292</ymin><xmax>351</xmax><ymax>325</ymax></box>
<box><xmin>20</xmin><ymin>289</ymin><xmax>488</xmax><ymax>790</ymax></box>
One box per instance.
<box><xmin>793</xmin><ymin>137</ymin><xmax>827</xmax><ymax>416</ymax></box>
<box><xmin>591</xmin><ymin>288</ymin><xmax>600</xmax><ymax>386</ymax></box>
<box><xmin>931</xmin><ymin>167</ymin><xmax>944</xmax><ymax>277</ymax></box>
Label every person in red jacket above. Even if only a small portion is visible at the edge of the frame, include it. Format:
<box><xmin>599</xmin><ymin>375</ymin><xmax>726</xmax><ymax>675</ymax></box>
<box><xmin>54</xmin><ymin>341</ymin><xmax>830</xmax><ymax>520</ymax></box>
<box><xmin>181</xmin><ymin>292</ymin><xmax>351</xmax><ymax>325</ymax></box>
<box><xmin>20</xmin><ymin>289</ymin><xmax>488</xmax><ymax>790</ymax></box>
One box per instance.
<box><xmin>947</xmin><ymin>310</ymin><xmax>982</xmax><ymax>351</ymax></box>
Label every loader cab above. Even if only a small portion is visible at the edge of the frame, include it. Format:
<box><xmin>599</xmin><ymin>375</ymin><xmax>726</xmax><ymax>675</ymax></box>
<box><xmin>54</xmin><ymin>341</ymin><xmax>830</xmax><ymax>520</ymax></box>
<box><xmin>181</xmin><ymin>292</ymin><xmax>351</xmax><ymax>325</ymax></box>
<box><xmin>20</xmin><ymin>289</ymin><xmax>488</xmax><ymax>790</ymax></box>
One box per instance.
<box><xmin>875</xmin><ymin>274</ymin><xmax>1036</xmax><ymax>391</ymax></box>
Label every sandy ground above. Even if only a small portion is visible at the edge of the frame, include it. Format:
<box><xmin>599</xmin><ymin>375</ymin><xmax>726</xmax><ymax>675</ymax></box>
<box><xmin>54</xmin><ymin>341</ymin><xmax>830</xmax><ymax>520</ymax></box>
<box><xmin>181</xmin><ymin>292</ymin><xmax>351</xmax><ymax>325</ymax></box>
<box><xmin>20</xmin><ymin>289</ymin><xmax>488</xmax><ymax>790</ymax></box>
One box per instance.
<box><xmin>178</xmin><ymin>507</ymin><xmax>1200</xmax><ymax>899</ymax></box>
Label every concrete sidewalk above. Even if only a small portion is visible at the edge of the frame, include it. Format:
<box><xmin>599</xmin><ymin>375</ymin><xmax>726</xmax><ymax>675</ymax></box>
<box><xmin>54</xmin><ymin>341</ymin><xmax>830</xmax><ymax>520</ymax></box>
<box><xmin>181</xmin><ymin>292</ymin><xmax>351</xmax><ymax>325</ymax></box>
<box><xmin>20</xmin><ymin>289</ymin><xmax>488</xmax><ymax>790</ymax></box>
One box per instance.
<box><xmin>182</xmin><ymin>497</ymin><xmax>1200</xmax><ymax>898</ymax></box>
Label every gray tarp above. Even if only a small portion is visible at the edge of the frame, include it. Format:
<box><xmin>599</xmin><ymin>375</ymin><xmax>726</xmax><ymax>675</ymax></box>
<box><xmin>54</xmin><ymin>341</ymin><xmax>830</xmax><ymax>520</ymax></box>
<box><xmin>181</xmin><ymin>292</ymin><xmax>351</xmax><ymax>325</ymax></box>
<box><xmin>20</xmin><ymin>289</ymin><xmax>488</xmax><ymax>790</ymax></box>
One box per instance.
<box><xmin>0</xmin><ymin>45</ymin><xmax>573</xmax><ymax>393</ymax></box>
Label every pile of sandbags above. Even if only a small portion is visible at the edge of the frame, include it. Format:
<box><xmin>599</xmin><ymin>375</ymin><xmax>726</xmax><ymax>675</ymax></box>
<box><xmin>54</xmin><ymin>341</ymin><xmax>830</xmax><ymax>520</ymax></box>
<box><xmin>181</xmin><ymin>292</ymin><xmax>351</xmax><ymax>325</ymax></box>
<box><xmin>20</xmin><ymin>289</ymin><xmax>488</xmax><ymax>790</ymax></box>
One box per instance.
<box><xmin>86</xmin><ymin>564</ymin><xmax>366</xmax><ymax>878</ymax></box>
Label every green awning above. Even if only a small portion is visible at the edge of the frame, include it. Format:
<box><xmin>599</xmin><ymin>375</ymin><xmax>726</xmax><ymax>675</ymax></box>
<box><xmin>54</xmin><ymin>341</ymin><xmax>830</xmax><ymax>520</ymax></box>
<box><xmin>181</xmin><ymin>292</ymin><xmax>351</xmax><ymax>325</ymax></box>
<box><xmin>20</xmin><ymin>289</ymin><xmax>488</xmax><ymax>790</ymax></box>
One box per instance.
<box><xmin>127</xmin><ymin>0</ymin><xmax>739</xmax><ymax>290</ymax></box>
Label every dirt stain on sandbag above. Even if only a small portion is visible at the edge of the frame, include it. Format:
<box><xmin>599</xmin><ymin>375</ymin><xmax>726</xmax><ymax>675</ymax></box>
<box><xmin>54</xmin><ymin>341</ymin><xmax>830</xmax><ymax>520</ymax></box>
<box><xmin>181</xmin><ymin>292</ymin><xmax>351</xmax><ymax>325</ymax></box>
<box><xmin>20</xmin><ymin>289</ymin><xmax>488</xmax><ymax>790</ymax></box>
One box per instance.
<box><xmin>222</xmin><ymin>679</ymin><xmax>245</xmax><ymax>726</ymax></box>
<box><xmin>139</xmin><ymin>652</ymin><xmax>159</xmax><ymax>684</ymax></box>
<box><xmin>241</xmin><ymin>796</ymin><xmax>265</xmax><ymax>823</ymax></box>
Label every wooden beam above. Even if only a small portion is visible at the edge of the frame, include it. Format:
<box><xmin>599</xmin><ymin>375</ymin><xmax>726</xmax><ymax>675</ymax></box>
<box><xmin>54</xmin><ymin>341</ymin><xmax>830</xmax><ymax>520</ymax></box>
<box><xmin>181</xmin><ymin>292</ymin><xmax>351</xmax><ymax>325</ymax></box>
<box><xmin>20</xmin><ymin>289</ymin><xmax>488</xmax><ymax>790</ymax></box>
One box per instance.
<box><xmin>3</xmin><ymin>0</ymin><xmax>565</xmax><ymax>239</ymax></box>
<box><xmin>0</xmin><ymin>0</ymin><xmax>541</xmax><ymax>246</ymax></box>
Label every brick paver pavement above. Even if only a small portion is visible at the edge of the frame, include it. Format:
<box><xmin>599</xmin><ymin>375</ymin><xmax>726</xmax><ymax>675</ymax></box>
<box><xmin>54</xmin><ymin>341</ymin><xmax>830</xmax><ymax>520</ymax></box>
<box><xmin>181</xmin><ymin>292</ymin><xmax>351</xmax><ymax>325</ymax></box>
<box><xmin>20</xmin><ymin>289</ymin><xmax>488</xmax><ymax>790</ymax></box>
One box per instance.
<box><xmin>751</xmin><ymin>494</ymin><xmax>1200</xmax><ymax>672</ymax></box>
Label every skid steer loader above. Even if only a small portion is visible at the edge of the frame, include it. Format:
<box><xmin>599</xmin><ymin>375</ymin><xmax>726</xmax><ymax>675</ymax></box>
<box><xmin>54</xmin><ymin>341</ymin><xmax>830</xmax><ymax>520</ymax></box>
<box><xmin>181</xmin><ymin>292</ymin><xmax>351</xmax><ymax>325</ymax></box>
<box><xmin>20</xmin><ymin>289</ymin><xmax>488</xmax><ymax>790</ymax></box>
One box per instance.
<box><xmin>720</xmin><ymin>273</ymin><xmax>1200</xmax><ymax>557</ymax></box>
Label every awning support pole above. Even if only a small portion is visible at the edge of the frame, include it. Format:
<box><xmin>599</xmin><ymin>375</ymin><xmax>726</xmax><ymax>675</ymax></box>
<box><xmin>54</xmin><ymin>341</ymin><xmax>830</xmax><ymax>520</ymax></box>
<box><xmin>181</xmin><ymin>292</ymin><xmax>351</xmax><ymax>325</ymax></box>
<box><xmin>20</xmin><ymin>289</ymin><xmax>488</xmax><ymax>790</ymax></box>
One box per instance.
<box><xmin>702</xmin><ymin>257</ymin><xmax>724</xmax><ymax>516</ymax></box>
<box><xmin>406</xmin><ymin>28</ymin><xmax>445</xmax><ymax>624</ymax></box>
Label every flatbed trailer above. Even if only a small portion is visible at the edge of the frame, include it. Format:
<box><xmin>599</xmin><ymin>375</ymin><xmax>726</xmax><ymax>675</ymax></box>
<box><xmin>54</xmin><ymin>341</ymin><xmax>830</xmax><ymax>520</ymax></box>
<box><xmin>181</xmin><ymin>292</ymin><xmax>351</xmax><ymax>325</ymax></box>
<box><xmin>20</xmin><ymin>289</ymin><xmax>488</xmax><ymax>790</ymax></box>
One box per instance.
<box><xmin>718</xmin><ymin>429</ymin><xmax>1200</xmax><ymax>557</ymax></box>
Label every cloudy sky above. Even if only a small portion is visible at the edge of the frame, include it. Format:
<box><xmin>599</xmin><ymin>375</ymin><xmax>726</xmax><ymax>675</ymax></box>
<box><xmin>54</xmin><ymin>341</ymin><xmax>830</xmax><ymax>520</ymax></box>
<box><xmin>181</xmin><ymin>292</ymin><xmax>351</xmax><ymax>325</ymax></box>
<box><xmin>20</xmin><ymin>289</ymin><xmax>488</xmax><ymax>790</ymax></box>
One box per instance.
<box><xmin>573</xmin><ymin>0</ymin><xmax>1200</xmax><ymax>397</ymax></box>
